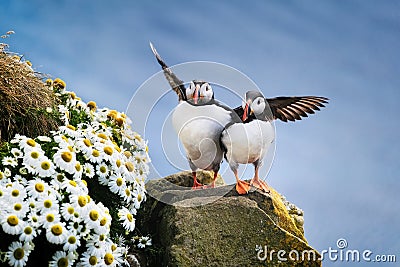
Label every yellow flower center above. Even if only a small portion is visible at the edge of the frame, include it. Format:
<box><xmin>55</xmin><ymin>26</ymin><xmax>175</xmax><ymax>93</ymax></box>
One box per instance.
<box><xmin>14</xmin><ymin>203</ymin><xmax>22</xmax><ymax>211</ymax></box>
<box><xmin>41</xmin><ymin>161</ymin><xmax>51</xmax><ymax>170</ymax></box>
<box><xmin>89</xmin><ymin>256</ymin><xmax>98</xmax><ymax>265</ymax></box>
<box><xmin>69</xmin><ymin>180</ymin><xmax>77</xmax><ymax>187</ymax></box>
<box><xmin>124</xmin><ymin>151</ymin><xmax>132</xmax><ymax>158</ymax></box>
<box><xmin>27</xmin><ymin>139</ymin><xmax>36</xmax><ymax>147</ymax></box>
<box><xmin>29</xmin><ymin>202</ymin><xmax>35</xmax><ymax>208</ymax></box>
<box><xmin>11</xmin><ymin>189</ymin><xmax>19</xmax><ymax>197</ymax></box>
<box><xmin>61</xmin><ymin>151</ymin><xmax>73</xmax><ymax>163</ymax></box>
<box><xmin>83</xmin><ymin>139</ymin><xmax>92</xmax><ymax>147</ymax></box>
<box><xmin>99</xmin><ymin>234</ymin><xmax>106</xmax><ymax>241</ymax></box>
<box><xmin>57</xmin><ymin>258</ymin><xmax>68</xmax><ymax>267</ymax></box>
<box><xmin>127</xmin><ymin>213</ymin><xmax>133</xmax><ymax>222</ymax></box>
<box><xmin>82</xmin><ymin>180</ymin><xmax>87</xmax><ymax>186</ymax></box>
<box><xmin>51</xmin><ymin>224</ymin><xmax>63</xmax><ymax>236</ymax></box>
<box><xmin>67</xmin><ymin>124</ymin><xmax>76</xmax><ymax>131</ymax></box>
<box><xmin>87</xmin><ymin>101</ymin><xmax>97</xmax><ymax>110</ymax></box>
<box><xmin>7</xmin><ymin>215</ymin><xmax>18</xmax><ymax>226</ymax></box>
<box><xmin>98</xmin><ymin>133</ymin><xmax>108</xmax><ymax>140</ymax></box>
<box><xmin>92</xmin><ymin>150</ymin><xmax>100</xmax><ymax>157</ymax></box>
<box><xmin>78</xmin><ymin>196</ymin><xmax>87</xmax><ymax>207</ymax></box>
<box><xmin>24</xmin><ymin>226</ymin><xmax>33</xmax><ymax>235</ymax></box>
<box><xmin>137</xmin><ymin>193</ymin><xmax>142</xmax><ymax>202</ymax></box>
<box><xmin>103</xmin><ymin>146</ymin><xmax>113</xmax><ymax>156</ymax></box>
<box><xmin>35</xmin><ymin>183</ymin><xmax>44</xmax><ymax>192</ymax></box>
<box><xmin>75</xmin><ymin>163</ymin><xmax>82</xmax><ymax>172</ymax></box>
<box><xmin>111</xmin><ymin>244</ymin><xmax>117</xmax><ymax>251</ymax></box>
<box><xmin>89</xmin><ymin>210</ymin><xmax>99</xmax><ymax>221</ymax></box>
<box><xmin>99</xmin><ymin>166</ymin><xmax>107</xmax><ymax>173</ymax></box>
<box><xmin>46</xmin><ymin>214</ymin><xmax>55</xmax><ymax>222</ymax></box>
<box><xmin>125</xmin><ymin>188</ymin><xmax>131</xmax><ymax>196</ymax></box>
<box><xmin>67</xmin><ymin>146</ymin><xmax>74</xmax><ymax>152</ymax></box>
<box><xmin>125</xmin><ymin>162</ymin><xmax>134</xmax><ymax>172</ymax></box>
<box><xmin>100</xmin><ymin>217</ymin><xmax>107</xmax><ymax>226</ymax></box>
<box><xmin>114</xmin><ymin>145</ymin><xmax>121</xmax><ymax>152</ymax></box>
<box><xmin>104</xmin><ymin>253</ymin><xmax>114</xmax><ymax>265</ymax></box>
<box><xmin>116</xmin><ymin>159</ymin><xmax>122</xmax><ymax>167</ymax></box>
<box><xmin>31</xmin><ymin>151</ymin><xmax>40</xmax><ymax>159</ymax></box>
<box><xmin>57</xmin><ymin>174</ymin><xmax>64</xmax><ymax>182</ymax></box>
<box><xmin>67</xmin><ymin>207</ymin><xmax>74</xmax><ymax>214</ymax></box>
<box><xmin>44</xmin><ymin>200</ymin><xmax>52</xmax><ymax>208</ymax></box>
<box><xmin>116</xmin><ymin>178</ymin><xmax>123</xmax><ymax>186</ymax></box>
<box><xmin>68</xmin><ymin>236</ymin><xmax>77</xmax><ymax>244</ymax></box>
<box><xmin>13</xmin><ymin>248</ymin><xmax>24</xmax><ymax>260</ymax></box>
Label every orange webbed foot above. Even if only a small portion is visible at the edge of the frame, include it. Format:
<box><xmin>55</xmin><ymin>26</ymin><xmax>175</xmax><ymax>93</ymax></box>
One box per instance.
<box><xmin>236</xmin><ymin>180</ymin><xmax>250</xmax><ymax>195</ymax></box>
<box><xmin>250</xmin><ymin>179</ymin><xmax>270</xmax><ymax>193</ymax></box>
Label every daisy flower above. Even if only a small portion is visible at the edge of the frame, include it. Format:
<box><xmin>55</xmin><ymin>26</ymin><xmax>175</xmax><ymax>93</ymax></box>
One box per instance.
<box><xmin>96</xmin><ymin>163</ymin><xmax>109</xmax><ymax>184</ymax></box>
<box><xmin>83</xmin><ymin>206</ymin><xmax>102</xmax><ymax>231</ymax></box>
<box><xmin>4</xmin><ymin>167</ymin><xmax>12</xmax><ymax>177</ymax></box>
<box><xmin>61</xmin><ymin>203</ymin><xmax>77</xmax><ymax>221</ymax></box>
<box><xmin>36</xmin><ymin>157</ymin><xmax>56</xmax><ymax>177</ymax></box>
<box><xmin>79</xmin><ymin>250</ymin><xmax>100</xmax><ymax>267</ymax></box>
<box><xmin>137</xmin><ymin>236</ymin><xmax>152</xmax><ymax>249</ymax></box>
<box><xmin>83</xmin><ymin>163</ymin><xmax>95</xmax><ymax>178</ymax></box>
<box><xmin>0</xmin><ymin>170</ymin><xmax>6</xmax><ymax>184</ymax></box>
<box><xmin>37</xmin><ymin>193</ymin><xmax>59</xmax><ymax>213</ymax></box>
<box><xmin>9</xmin><ymin>201</ymin><xmax>29</xmax><ymax>217</ymax></box>
<box><xmin>53</xmin><ymin>148</ymin><xmax>77</xmax><ymax>174</ymax></box>
<box><xmin>6</xmin><ymin>182</ymin><xmax>27</xmax><ymax>202</ymax></box>
<box><xmin>41</xmin><ymin>210</ymin><xmax>62</xmax><ymax>228</ymax></box>
<box><xmin>46</xmin><ymin>222</ymin><xmax>68</xmax><ymax>244</ymax></box>
<box><xmin>118</xmin><ymin>207</ymin><xmax>135</xmax><ymax>232</ymax></box>
<box><xmin>7</xmin><ymin>241</ymin><xmax>32</xmax><ymax>267</ymax></box>
<box><xmin>22</xmin><ymin>148</ymin><xmax>44</xmax><ymax>170</ymax></box>
<box><xmin>26</xmin><ymin>179</ymin><xmax>48</xmax><ymax>199</ymax></box>
<box><xmin>70</xmin><ymin>194</ymin><xmax>91</xmax><ymax>214</ymax></box>
<box><xmin>2</xmin><ymin>156</ymin><xmax>18</xmax><ymax>167</ymax></box>
<box><xmin>75</xmin><ymin>138</ymin><xmax>94</xmax><ymax>157</ymax></box>
<box><xmin>19</xmin><ymin>137</ymin><xmax>40</xmax><ymax>152</ymax></box>
<box><xmin>1</xmin><ymin>213</ymin><xmax>25</xmax><ymax>235</ymax></box>
<box><xmin>49</xmin><ymin>251</ymin><xmax>76</xmax><ymax>267</ymax></box>
<box><xmin>88</xmin><ymin>149</ymin><xmax>103</xmax><ymax>164</ymax></box>
<box><xmin>11</xmin><ymin>148</ymin><xmax>23</xmax><ymax>158</ymax></box>
<box><xmin>19</xmin><ymin>224</ymin><xmax>37</xmax><ymax>242</ymax></box>
<box><xmin>108</xmin><ymin>174</ymin><xmax>126</xmax><ymax>195</ymax></box>
<box><xmin>63</xmin><ymin>232</ymin><xmax>81</xmax><ymax>252</ymax></box>
<box><xmin>102</xmin><ymin>248</ymin><xmax>125</xmax><ymax>267</ymax></box>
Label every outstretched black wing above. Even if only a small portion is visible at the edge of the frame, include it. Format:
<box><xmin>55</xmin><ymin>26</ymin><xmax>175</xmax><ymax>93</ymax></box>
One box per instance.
<box><xmin>267</xmin><ymin>96</ymin><xmax>329</xmax><ymax>122</ymax></box>
<box><xmin>233</xmin><ymin>96</ymin><xmax>329</xmax><ymax>123</ymax></box>
<box><xmin>149</xmin><ymin>42</ymin><xmax>187</xmax><ymax>101</ymax></box>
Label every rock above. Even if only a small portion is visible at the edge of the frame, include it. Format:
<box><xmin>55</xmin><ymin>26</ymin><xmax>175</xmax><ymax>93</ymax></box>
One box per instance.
<box><xmin>136</xmin><ymin>171</ymin><xmax>321</xmax><ymax>266</ymax></box>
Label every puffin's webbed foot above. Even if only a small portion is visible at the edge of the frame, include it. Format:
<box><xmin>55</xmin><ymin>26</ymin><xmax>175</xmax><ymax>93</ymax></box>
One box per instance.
<box><xmin>250</xmin><ymin>179</ymin><xmax>270</xmax><ymax>193</ymax></box>
<box><xmin>235</xmin><ymin>180</ymin><xmax>250</xmax><ymax>195</ymax></box>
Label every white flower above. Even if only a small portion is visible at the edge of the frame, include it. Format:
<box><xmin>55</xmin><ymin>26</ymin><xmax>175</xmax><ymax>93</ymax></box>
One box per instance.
<box><xmin>46</xmin><ymin>222</ymin><xmax>68</xmax><ymax>244</ymax></box>
<box><xmin>41</xmin><ymin>210</ymin><xmax>62</xmax><ymax>228</ymax></box>
<box><xmin>102</xmin><ymin>248</ymin><xmax>124</xmax><ymax>267</ymax></box>
<box><xmin>49</xmin><ymin>250</ymin><xmax>76</xmax><ymax>267</ymax></box>
<box><xmin>37</xmin><ymin>193</ymin><xmax>59</xmax><ymax>213</ymax></box>
<box><xmin>118</xmin><ymin>207</ymin><xmax>135</xmax><ymax>232</ymax></box>
<box><xmin>36</xmin><ymin>157</ymin><xmax>56</xmax><ymax>177</ymax></box>
<box><xmin>83</xmin><ymin>163</ymin><xmax>95</xmax><ymax>178</ymax></box>
<box><xmin>22</xmin><ymin>148</ymin><xmax>44</xmax><ymax>170</ymax></box>
<box><xmin>46</xmin><ymin>107</ymin><xmax>53</xmax><ymax>113</ymax></box>
<box><xmin>96</xmin><ymin>163</ymin><xmax>109</xmax><ymax>183</ymax></box>
<box><xmin>137</xmin><ymin>236</ymin><xmax>152</xmax><ymax>249</ymax></box>
<box><xmin>9</xmin><ymin>201</ymin><xmax>29</xmax><ymax>217</ymax></box>
<box><xmin>70</xmin><ymin>194</ymin><xmax>91</xmax><ymax>214</ymax></box>
<box><xmin>61</xmin><ymin>203</ymin><xmax>77</xmax><ymax>221</ymax></box>
<box><xmin>88</xmin><ymin>148</ymin><xmax>103</xmax><ymax>164</ymax></box>
<box><xmin>19</xmin><ymin>224</ymin><xmax>37</xmax><ymax>242</ymax></box>
<box><xmin>2</xmin><ymin>156</ymin><xmax>18</xmax><ymax>167</ymax></box>
<box><xmin>63</xmin><ymin>232</ymin><xmax>81</xmax><ymax>252</ymax></box>
<box><xmin>11</xmin><ymin>148</ymin><xmax>23</xmax><ymax>158</ymax></box>
<box><xmin>4</xmin><ymin>167</ymin><xmax>12</xmax><ymax>177</ymax></box>
<box><xmin>5</xmin><ymin>181</ymin><xmax>27</xmax><ymax>202</ymax></box>
<box><xmin>26</xmin><ymin>179</ymin><xmax>48</xmax><ymax>199</ymax></box>
<box><xmin>1</xmin><ymin>213</ymin><xmax>25</xmax><ymax>235</ymax></box>
<box><xmin>53</xmin><ymin>148</ymin><xmax>77</xmax><ymax>174</ymax></box>
<box><xmin>7</xmin><ymin>241</ymin><xmax>32</xmax><ymax>267</ymax></box>
<box><xmin>108</xmin><ymin>174</ymin><xmax>126</xmax><ymax>195</ymax></box>
<box><xmin>86</xmin><ymin>234</ymin><xmax>110</xmax><ymax>257</ymax></box>
<box><xmin>79</xmin><ymin>250</ymin><xmax>100</xmax><ymax>267</ymax></box>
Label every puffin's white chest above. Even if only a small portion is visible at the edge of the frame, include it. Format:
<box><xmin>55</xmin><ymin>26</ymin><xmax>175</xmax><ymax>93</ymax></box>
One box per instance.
<box><xmin>221</xmin><ymin>120</ymin><xmax>274</xmax><ymax>164</ymax></box>
<box><xmin>172</xmin><ymin>101</ymin><xmax>232</xmax><ymax>169</ymax></box>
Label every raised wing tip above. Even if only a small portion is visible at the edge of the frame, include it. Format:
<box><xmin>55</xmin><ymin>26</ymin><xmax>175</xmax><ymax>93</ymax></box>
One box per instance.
<box><xmin>149</xmin><ymin>41</ymin><xmax>157</xmax><ymax>56</ymax></box>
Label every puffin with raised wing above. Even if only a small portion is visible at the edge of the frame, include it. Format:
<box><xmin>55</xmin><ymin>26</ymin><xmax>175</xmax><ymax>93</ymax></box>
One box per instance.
<box><xmin>222</xmin><ymin>91</ymin><xmax>328</xmax><ymax>194</ymax></box>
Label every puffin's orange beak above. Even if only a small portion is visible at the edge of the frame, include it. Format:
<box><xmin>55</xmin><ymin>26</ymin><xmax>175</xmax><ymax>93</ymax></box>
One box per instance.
<box><xmin>193</xmin><ymin>85</ymin><xmax>200</xmax><ymax>104</ymax></box>
<box><xmin>242</xmin><ymin>103</ymin><xmax>249</xmax><ymax>121</ymax></box>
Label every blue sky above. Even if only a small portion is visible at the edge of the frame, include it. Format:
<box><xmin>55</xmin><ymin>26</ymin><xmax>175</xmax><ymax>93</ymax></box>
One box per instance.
<box><xmin>2</xmin><ymin>1</ymin><xmax>400</xmax><ymax>265</ymax></box>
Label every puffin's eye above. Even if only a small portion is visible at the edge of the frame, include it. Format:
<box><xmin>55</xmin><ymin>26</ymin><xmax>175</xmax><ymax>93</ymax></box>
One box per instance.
<box><xmin>257</xmin><ymin>100</ymin><xmax>261</xmax><ymax>105</ymax></box>
<box><xmin>206</xmin><ymin>86</ymin><xmax>210</xmax><ymax>91</ymax></box>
